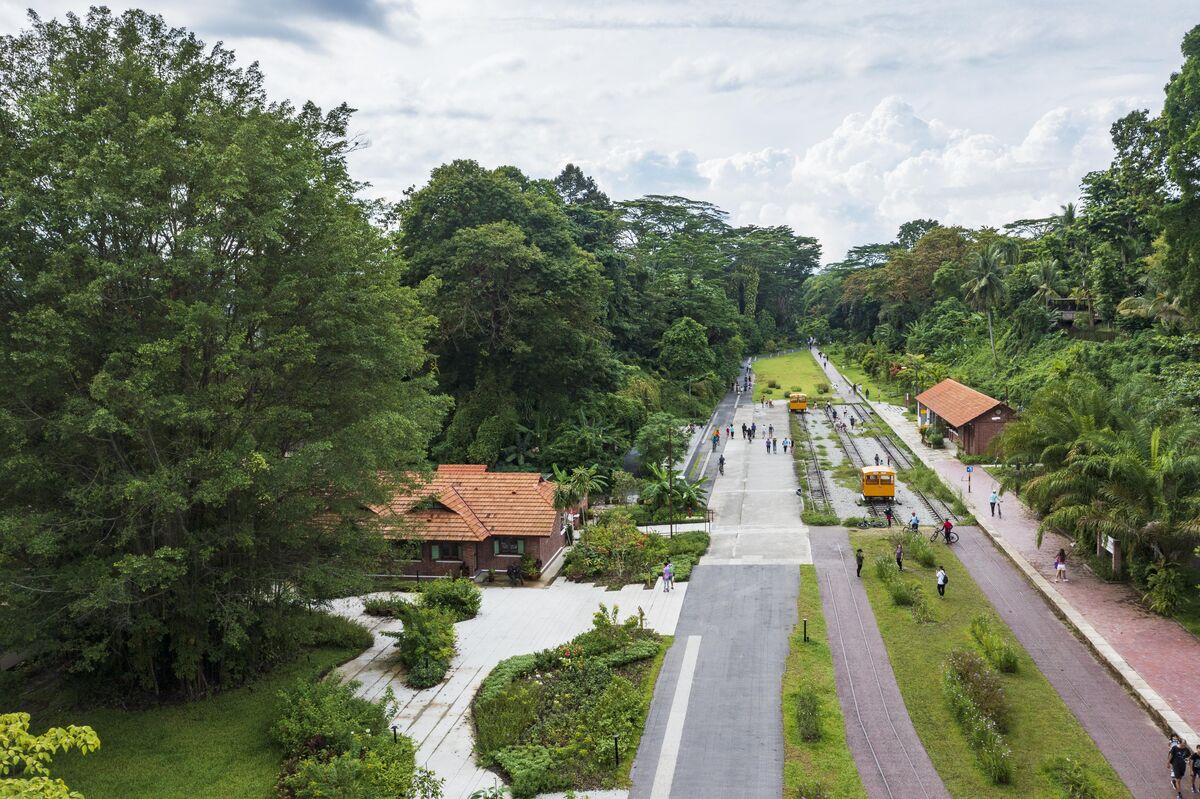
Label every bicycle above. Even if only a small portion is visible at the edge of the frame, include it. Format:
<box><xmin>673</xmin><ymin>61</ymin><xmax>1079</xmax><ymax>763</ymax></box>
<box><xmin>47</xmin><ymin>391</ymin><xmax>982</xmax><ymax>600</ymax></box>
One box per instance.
<box><xmin>856</xmin><ymin>518</ymin><xmax>888</xmax><ymax>529</ymax></box>
<box><xmin>929</xmin><ymin>527</ymin><xmax>959</xmax><ymax>544</ymax></box>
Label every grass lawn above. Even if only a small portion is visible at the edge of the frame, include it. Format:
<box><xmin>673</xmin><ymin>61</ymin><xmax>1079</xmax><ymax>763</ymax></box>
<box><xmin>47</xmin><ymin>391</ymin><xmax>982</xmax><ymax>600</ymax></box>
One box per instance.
<box><xmin>822</xmin><ymin>346</ymin><xmax>908</xmax><ymax>405</ymax></box>
<box><xmin>849</xmin><ymin>530</ymin><xmax>1130</xmax><ymax>799</ymax></box>
<box><xmin>752</xmin><ymin>351</ymin><xmax>833</xmax><ymax>403</ymax></box>
<box><xmin>53</xmin><ymin>645</ymin><xmax>362</xmax><ymax>799</ymax></box>
<box><xmin>783</xmin><ymin>565</ymin><xmax>867</xmax><ymax>799</ymax></box>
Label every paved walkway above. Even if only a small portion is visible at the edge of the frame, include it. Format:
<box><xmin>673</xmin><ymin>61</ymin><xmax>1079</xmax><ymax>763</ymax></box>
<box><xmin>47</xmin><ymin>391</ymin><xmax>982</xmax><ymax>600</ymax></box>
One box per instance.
<box><xmin>333</xmin><ymin>579</ymin><xmax>687</xmax><ymax>799</ymax></box>
<box><xmin>810</xmin><ymin>528</ymin><xmax>949</xmax><ymax>799</ymax></box>
<box><xmin>630</xmin><ymin>388</ymin><xmax>811</xmax><ymax>798</ymax></box>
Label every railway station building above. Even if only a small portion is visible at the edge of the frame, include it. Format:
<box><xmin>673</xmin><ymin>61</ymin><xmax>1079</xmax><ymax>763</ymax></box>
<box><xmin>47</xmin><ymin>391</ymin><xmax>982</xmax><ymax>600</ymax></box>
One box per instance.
<box><xmin>368</xmin><ymin>464</ymin><xmax>571</xmax><ymax>579</ymax></box>
<box><xmin>915</xmin><ymin>379</ymin><xmax>1015</xmax><ymax>456</ymax></box>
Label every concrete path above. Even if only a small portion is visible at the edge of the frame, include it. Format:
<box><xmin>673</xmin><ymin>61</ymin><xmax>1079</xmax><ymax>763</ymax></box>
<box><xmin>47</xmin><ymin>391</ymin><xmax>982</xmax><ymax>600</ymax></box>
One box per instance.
<box><xmin>630</xmin><ymin>383</ymin><xmax>812</xmax><ymax>798</ymax></box>
<box><xmin>333</xmin><ymin>579</ymin><xmax>687</xmax><ymax>799</ymax></box>
<box><xmin>810</xmin><ymin>528</ymin><xmax>950</xmax><ymax>799</ymax></box>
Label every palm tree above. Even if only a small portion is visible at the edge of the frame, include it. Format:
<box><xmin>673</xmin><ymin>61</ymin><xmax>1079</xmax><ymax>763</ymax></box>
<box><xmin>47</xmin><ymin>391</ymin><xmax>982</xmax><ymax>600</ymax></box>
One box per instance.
<box><xmin>1117</xmin><ymin>291</ymin><xmax>1187</xmax><ymax>332</ymax></box>
<box><xmin>568</xmin><ymin>465</ymin><xmax>607</xmax><ymax>529</ymax></box>
<box><xmin>1030</xmin><ymin>258</ymin><xmax>1066</xmax><ymax>304</ymax></box>
<box><xmin>960</xmin><ymin>243</ymin><xmax>1014</xmax><ymax>365</ymax></box>
<box><xmin>550</xmin><ymin>464</ymin><xmax>581</xmax><ymax>530</ymax></box>
<box><xmin>677</xmin><ymin>479</ymin><xmax>708</xmax><ymax>517</ymax></box>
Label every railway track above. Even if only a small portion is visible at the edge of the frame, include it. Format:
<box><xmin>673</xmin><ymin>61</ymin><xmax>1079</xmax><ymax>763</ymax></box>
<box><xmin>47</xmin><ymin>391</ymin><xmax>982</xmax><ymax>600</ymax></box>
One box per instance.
<box><xmin>843</xmin><ymin>402</ymin><xmax>958</xmax><ymax>526</ymax></box>
<box><xmin>823</xmin><ymin>405</ymin><xmax>884</xmax><ymax>518</ymax></box>
<box><xmin>797</xmin><ymin>413</ymin><xmax>832</xmax><ymax>513</ymax></box>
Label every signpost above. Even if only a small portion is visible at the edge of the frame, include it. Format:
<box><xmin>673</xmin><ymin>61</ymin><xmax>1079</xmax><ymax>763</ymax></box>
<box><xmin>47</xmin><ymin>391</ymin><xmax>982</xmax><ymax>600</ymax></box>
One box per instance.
<box><xmin>965</xmin><ymin>465</ymin><xmax>973</xmax><ymax>493</ymax></box>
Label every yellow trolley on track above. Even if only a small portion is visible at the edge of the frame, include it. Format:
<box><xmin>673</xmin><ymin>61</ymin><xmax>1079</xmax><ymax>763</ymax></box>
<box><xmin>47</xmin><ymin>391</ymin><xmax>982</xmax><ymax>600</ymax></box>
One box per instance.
<box><xmin>861</xmin><ymin>465</ymin><xmax>896</xmax><ymax>502</ymax></box>
<box><xmin>788</xmin><ymin>392</ymin><xmax>808</xmax><ymax>413</ymax></box>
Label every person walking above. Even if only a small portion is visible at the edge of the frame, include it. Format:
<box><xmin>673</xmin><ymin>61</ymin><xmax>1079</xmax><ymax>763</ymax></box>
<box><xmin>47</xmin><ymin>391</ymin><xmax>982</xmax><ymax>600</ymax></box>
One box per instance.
<box><xmin>718</xmin><ymin>455</ymin><xmax>725</xmax><ymax>475</ymax></box>
<box><xmin>768</xmin><ymin>424</ymin><xmax>774</xmax><ymax>438</ymax></box>
<box><xmin>856</xmin><ymin>548</ymin><xmax>865</xmax><ymax>577</ymax></box>
<box><xmin>783</xmin><ymin>437</ymin><xmax>790</xmax><ymax>454</ymax></box>
<box><xmin>1190</xmin><ymin>745</ymin><xmax>1200</xmax><ymax>795</ymax></box>
<box><xmin>772</xmin><ymin>437</ymin><xmax>778</xmax><ymax>453</ymax></box>
<box><xmin>884</xmin><ymin>506</ymin><xmax>895</xmax><ymax>527</ymax></box>
<box><xmin>909</xmin><ymin>512</ymin><xmax>920</xmax><ymax>532</ymax></box>
<box><xmin>662</xmin><ymin>560</ymin><xmax>673</xmax><ymax>593</ymax></box>
<box><xmin>765</xmin><ymin>438</ymin><xmax>771</xmax><ymax>454</ymax></box>
<box><xmin>936</xmin><ymin>565</ymin><xmax>948</xmax><ymax>598</ymax></box>
<box><xmin>751</xmin><ymin>422</ymin><xmax>757</xmax><ymax>439</ymax></box>
<box><xmin>895</xmin><ymin>542</ymin><xmax>904</xmax><ymax>571</ymax></box>
<box><xmin>1170</xmin><ymin>736</ymin><xmax>1190</xmax><ymax>799</ymax></box>
<box><xmin>1054</xmin><ymin>548</ymin><xmax>1068</xmax><ymax>582</ymax></box>
<box><xmin>989</xmin><ymin>488</ymin><xmax>999</xmax><ymax>517</ymax></box>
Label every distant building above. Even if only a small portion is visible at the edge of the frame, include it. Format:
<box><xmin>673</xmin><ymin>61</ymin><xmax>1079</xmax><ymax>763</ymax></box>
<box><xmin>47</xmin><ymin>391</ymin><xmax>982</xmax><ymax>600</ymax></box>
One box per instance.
<box><xmin>916</xmin><ymin>379</ymin><xmax>1015</xmax><ymax>456</ymax></box>
<box><xmin>370</xmin><ymin>464</ymin><xmax>570</xmax><ymax>579</ymax></box>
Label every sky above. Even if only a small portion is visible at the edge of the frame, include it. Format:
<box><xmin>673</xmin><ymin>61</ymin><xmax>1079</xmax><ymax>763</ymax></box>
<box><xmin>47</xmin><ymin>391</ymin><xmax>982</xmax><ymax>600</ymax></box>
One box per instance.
<box><xmin>3</xmin><ymin>1</ymin><xmax>1197</xmax><ymax>261</ymax></box>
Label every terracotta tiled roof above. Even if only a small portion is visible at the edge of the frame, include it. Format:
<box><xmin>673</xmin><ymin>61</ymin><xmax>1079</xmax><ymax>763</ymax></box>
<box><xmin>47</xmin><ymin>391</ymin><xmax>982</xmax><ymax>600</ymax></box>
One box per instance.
<box><xmin>372</xmin><ymin>465</ymin><xmax>559</xmax><ymax>542</ymax></box>
<box><xmin>916</xmin><ymin>379</ymin><xmax>1005</xmax><ymax>428</ymax></box>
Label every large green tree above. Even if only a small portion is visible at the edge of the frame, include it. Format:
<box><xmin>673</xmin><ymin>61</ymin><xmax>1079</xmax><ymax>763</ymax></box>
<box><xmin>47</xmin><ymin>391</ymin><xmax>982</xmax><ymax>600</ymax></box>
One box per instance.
<box><xmin>0</xmin><ymin>9</ymin><xmax>447</xmax><ymax>694</ymax></box>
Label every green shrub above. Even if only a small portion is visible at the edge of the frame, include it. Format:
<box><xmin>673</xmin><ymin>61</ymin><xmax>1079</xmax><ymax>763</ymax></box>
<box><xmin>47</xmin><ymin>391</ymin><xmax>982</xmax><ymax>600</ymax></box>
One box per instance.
<box><xmin>874</xmin><ymin>555</ymin><xmax>897</xmax><ymax>580</ymax></box>
<box><xmin>1039</xmin><ymin>754</ymin><xmax>1108</xmax><ymax>799</ymax></box>
<box><xmin>795</xmin><ymin>687</ymin><xmax>823</xmax><ymax>742</ymax></box>
<box><xmin>494</xmin><ymin>744</ymin><xmax>563</xmax><ymax>798</ymax></box>
<box><xmin>667</xmin><ymin>531</ymin><xmax>710</xmax><ymax>559</ymax></box>
<box><xmin>1144</xmin><ymin>561</ymin><xmax>1184</xmax><ymax>615</ymax></box>
<box><xmin>272</xmin><ymin>678</ymin><xmax>390</xmax><ymax>759</ymax></box>
<box><xmin>386</xmin><ymin>605</ymin><xmax>457</xmax><ymax>689</ymax></box>
<box><xmin>970</xmin><ymin>614</ymin><xmax>1019</xmax><ymax>673</ymax></box>
<box><xmin>768</xmin><ymin>379</ymin><xmax>781</xmax><ymax>388</ymax></box>
<box><xmin>801</xmin><ymin>509</ymin><xmax>841</xmax><ymax>525</ymax></box>
<box><xmin>474</xmin><ymin>681</ymin><xmax>541</xmax><ymax>761</ymax></box>
<box><xmin>795</xmin><ymin>780</ymin><xmax>830</xmax><ymax>799</ymax></box>
<box><xmin>887</xmin><ymin>577</ymin><xmax>916</xmax><ymax>607</ymax></box>
<box><xmin>421</xmin><ymin>578</ymin><xmax>482</xmax><ymax>621</ymax></box>
<box><xmin>816</xmin><ymin>382</ymin><xmax>831</xmax><ymax>394</ymax></box>
<box><xmin>944</xmin><ymin>664</ymin><xmax>1012</xmax><ymax>784</ymax></box>
<box><xmin>362</xmin><ymin>596</ymin><xmax>410</xmax><ymax>617</ymax></box>
<box><xmin>945</xmin><ymin>649</ymin><xmax>1010</xmax><ymax>733</ymax></box>
<box><xmin>905</xmin><ymin>533</ymin><xmax>936</xmax><ymax>567</ymax></box>
<box><xmin>282</xmin><ymin>736</ymin><xmax>418</xmax><ymax>799</ymax></box>
<box><xmin>670</xmin><ymin>555</ymin><xmax>696</xmax><ymax>582</ymax></box>
<box><xmin>597</xmin><ymin>638</ymin><xmax>662</xmax><ymax>668</ymax></box>
<box><xmin>476</xmin><ymin>654</ymin><xmax>538</xmax><ymax>704</ymax></box>
<box><xmin>909</xmin><ymin>584</ymin><xmax>935</xmax><ymax>624</ymax></box>
<box><xmin>304</xmin><ymin>611</ymin><xmax>376</xmax><ymax>651</ymax></box>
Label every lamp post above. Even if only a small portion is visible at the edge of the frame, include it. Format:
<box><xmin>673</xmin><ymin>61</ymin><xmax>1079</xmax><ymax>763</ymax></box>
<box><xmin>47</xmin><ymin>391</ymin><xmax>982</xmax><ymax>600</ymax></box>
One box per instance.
<box><xmin>667</xmin><ymin>424</ymin><xmax>675</xmax><ymax>539</ymax></box>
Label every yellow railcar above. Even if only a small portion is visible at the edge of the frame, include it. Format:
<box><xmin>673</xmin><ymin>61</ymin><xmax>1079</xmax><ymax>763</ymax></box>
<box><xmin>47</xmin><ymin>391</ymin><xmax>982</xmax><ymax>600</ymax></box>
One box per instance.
<box><xmin>861</xmin><ymin>465</ymin><xmax>896</xmax><ymax>501</ymax></box>
<box><xmin>788</xmin><ymin>392</ymin><xmax>808</xmax><ymax>413</ymax></box>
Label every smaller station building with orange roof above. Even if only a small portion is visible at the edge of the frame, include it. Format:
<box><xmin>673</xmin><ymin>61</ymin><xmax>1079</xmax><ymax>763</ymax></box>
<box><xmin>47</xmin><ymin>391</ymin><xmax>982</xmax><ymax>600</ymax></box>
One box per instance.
<box><xmin>915</xmin><ymin>378</ymin><xmax>1015</xmax><ymax>456</ymax></box>
<box><xmin>370</xmin><ymin>464</ymin><xmax>571</xmax><ymax>579</ymax></box>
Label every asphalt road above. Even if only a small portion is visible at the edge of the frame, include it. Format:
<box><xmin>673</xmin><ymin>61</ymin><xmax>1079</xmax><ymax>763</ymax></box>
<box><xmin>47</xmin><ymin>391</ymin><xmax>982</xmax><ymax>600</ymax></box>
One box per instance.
<box><xmin>629</xmin><ymin>564</ymin><xmax>799</xmax><ymax>798</ymax></box>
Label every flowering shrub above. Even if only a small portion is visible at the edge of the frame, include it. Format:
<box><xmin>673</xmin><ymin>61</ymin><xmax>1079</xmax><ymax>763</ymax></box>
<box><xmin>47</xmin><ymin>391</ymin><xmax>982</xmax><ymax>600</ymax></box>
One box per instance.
<box><xmin>943</xmin><ymin>650</ymin><xmax>1012</xmax><ymax>784</ymax></box>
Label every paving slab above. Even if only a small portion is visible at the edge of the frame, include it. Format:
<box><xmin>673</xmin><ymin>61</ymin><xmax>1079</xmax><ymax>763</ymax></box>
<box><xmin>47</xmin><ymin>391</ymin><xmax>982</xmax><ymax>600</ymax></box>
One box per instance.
<box><xmin>332</xmin><ymin>578</ymin><xmax>687</xmax><ymax>799</ymax></box>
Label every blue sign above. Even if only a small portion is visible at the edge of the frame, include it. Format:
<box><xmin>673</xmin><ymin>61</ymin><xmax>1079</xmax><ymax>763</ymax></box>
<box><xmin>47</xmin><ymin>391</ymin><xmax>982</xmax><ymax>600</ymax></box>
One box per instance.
<box><xmin>966</xmin><ymin>466</ymin><xmax>974</xmax><ymax>473</ymax></box>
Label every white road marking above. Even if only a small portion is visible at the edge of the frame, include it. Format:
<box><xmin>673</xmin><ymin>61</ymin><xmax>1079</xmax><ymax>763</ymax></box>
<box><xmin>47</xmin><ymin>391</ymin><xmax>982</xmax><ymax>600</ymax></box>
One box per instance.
<box><xmin>650</xmin><ymin>634</ymin><xmax>703</xmax><ymax>799</ymax></box>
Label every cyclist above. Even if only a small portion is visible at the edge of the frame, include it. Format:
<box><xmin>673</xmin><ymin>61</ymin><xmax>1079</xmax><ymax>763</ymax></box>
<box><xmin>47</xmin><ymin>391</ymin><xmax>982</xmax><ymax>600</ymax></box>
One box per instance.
<box><xmin>909</xmin><ymin>512</ymin><xmax>920</xmax><ymax>532</ymax></box>
<box><xmin>718</xmin><ymin>455</ymin><xmax>726</xmax><ymax>475</ymax></box>
<box><xmin>942</xmin><ymin>518</ymin><xmax>954</xmax><ymax>544</ymax></box>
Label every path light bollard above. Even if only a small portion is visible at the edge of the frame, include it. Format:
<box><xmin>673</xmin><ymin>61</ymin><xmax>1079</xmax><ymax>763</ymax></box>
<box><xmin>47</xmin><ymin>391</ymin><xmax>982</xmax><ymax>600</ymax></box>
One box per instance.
<box><xmin>392</xmin><ymin>725</ymin><xmax>398</xmax><ymax>742</ymax></box>
<box><xmin>803</xmin><ymin>618</ymin><xmax>808</xmax><ymax>642</ymax></box>
<box><xmin>613</xmin><ymin>734</ymin><xmax>620</xmax><ymax>766</ymax></box>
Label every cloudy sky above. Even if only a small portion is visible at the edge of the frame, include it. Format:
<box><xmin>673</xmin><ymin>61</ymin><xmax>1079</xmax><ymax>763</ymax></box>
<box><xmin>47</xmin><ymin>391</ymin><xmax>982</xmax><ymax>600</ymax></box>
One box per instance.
<box><xmin>4</xmin><ymin>2</ymin><xmax>1196</xmax><ymax>260</ymax></box>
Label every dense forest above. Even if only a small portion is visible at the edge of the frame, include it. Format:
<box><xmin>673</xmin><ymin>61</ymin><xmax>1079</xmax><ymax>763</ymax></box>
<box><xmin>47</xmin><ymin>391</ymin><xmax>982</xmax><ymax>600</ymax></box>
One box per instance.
<box><xmin>801</xmin><ymin>25</ymin><xmax>1200</xmax><ymax>613</ymax></box>
<box><xmin>396</xmin><ymin>162</ymin><xmax>819</xmax><ymax>471</ymax></box>
<box><xmin>0</xmin><ymin>9</ymin><xmax>817</xmax><ymax>694</ymax></box>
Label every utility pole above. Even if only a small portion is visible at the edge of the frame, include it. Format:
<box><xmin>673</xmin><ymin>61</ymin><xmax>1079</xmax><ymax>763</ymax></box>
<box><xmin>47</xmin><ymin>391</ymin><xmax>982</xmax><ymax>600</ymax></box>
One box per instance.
<box><xmin>667</xmin><ymin>424</ymin><xmax>675</xmax><ymax>538</ymax></box>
